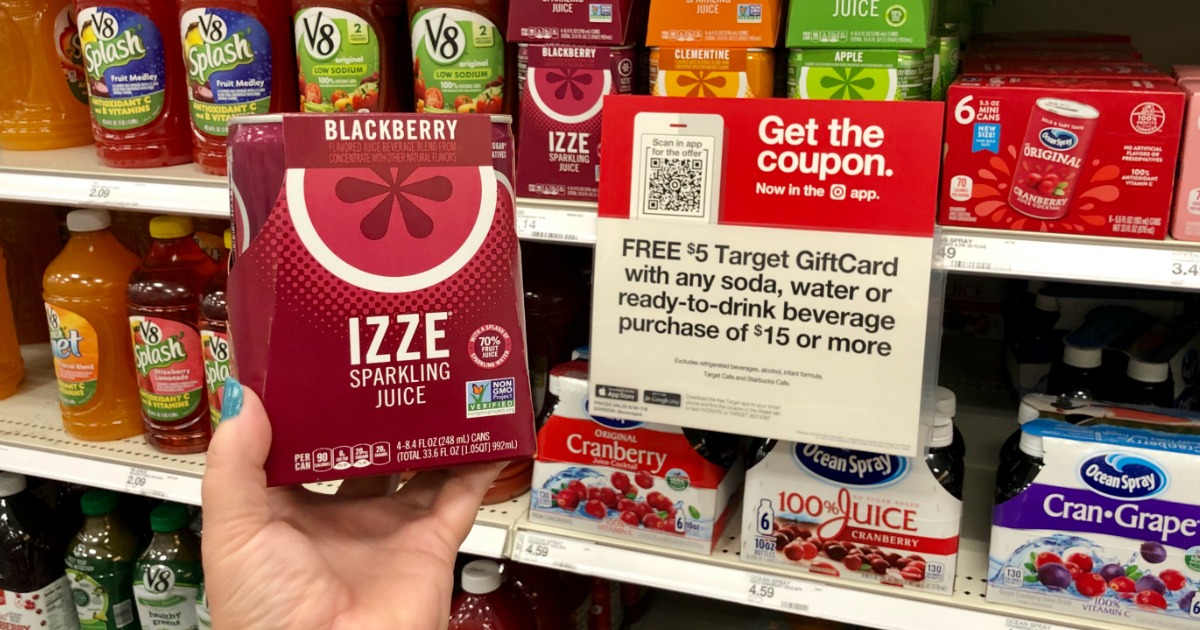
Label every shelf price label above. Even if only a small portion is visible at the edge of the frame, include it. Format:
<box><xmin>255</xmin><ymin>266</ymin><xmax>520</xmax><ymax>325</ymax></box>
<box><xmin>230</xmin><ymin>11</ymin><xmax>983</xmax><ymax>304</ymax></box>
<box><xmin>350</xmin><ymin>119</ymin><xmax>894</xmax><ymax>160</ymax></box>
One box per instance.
<box><xmin>589</xmin><ymin>97</ymin><xmax>944</xmax><ymax>455</ymax></box>
<box><xmin>512</xmin><ymin>532</ymin><xmax>582</xmax><ymax>572</ymax></box>
<box><xmin>123</xmin><ymin>467</ymin><xmax>182</xmax><ymax>499</ymax></box>
<box><xmin>744</xmin><ymin>573</ymin><xmax>818</xmax><ymax>614</ymax></box>
<box><xmin>515</xmin><ymin>205</ymin><xmax>596</xmax><ymax>243</ymax></box>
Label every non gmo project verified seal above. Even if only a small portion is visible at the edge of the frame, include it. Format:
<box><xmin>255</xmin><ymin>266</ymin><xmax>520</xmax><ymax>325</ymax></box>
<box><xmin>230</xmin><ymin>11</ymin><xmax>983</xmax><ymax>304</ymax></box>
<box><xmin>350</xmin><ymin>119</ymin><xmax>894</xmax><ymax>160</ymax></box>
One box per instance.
<box><xmin>466</xmin><ymin>378</ymin><xmax>516</xmax><ymax>418</ymax></box>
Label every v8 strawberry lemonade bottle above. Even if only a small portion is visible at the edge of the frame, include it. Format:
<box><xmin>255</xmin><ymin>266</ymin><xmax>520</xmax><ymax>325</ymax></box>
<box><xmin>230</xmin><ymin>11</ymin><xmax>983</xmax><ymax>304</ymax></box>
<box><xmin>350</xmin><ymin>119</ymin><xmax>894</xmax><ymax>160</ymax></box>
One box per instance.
<box><xmin>198</xmin><ymin>230</ymin><xmax>230</xmax><ymax>433</ymax></box>
<box><xmin>127</xmin><ymin>217</ymin><xmax>219</xmax><ymax>454</ymax></box>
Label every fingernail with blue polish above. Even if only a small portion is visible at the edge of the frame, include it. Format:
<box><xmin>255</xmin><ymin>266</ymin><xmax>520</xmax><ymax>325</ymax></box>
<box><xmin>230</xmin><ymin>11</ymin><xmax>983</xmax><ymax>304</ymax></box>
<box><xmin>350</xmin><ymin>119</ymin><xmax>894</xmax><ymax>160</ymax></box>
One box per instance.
<box><xmin>221</xmin><ymin>378</ymin><xmax>244</xmax><ymax>422</ymax></box>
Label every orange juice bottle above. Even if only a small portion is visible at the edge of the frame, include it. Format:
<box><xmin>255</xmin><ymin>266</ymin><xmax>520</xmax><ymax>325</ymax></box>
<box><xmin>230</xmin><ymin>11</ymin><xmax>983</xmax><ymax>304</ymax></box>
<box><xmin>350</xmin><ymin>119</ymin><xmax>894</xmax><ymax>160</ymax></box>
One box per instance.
<box><xmin>0</xmin><ymin>247</ymin><xmax>25</xmax><ymax>400</ymax></box>
<box><xmin>43</xmin><ymin>210</ymin><xmax>144</xmax><ymax>441</ymax></box>
<box><xmin>0</xmin><ymin>0</ymin><xmax>94</xmax><ymax>150</ymax></box>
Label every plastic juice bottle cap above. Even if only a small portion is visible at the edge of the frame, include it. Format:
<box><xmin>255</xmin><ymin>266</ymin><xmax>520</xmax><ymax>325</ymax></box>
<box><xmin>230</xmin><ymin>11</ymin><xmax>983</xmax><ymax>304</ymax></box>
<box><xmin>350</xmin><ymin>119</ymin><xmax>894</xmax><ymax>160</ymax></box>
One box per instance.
<box><xmin>1017</xmin><ymin>401</ymin><xmax>1040</xmax><ymax>425</ymax></box>
<box><xmin>1034</xmin><ymin>294</ymin><xmax>1061</xmax><ymax>313</ymax></box>
<box><xmin>935</xmin><ymin>386</ymin><xmax>956</xmax><ymax>416</ymax></box>
<box><xmin>150</xmin><ymin>503</ymin><xmax>190</xmax><ymax>533</ymax></box>
<box><xmin>1127</xmin><ymin>358</ymin><xmax>1169</xmax><ymax>384</ymax></box>
<box><xmin>930</xmin><ymin>422</ymin><xmax>954</xmax><ymax>448</ymax></box>
<box><xmin>80</xmin><ymin>489</ymin><xmax>119</xmax><ymax>516</ymax></box>
<box><xmin>223</xmin><ymin>229</ymin><xmax>233</xmax><ymax>250</ymax></box>
<box><xmin>461</xmin><ymin>559</ymin><xmax>502</xmax><ymax>594</ymax></box>
<box><xmin>1027</xmin><ymin>280</ymin><xmax>1047</xmax><ymax>296</ymax></box>
<box><xmin>932</xmin><ymin>412</ymin><xmax>953</xmax><ymax>427</ymax></box>
<box><xmin>1062</xmin><ymin>343</ymin><xmax>1102</xmax><ymax>369</ymax></box>
<box><xmin>0</xmin><ymin>472</ymin><xmax>27</xmax><ymax>497</ymax></box>
<box><xmin>66</xmin><ymin>209</ymin><xmax>112</xmax><ymax>232</ymax></box>
<box><xmin>150</xmin><ymin>216</ymin><xmax>195</xmax><ymax>239</ymax></box>
<box><xmin>1018</xmin><ymin>432</ymin><xmax>1045</xmax><ymax>459</ymax></box>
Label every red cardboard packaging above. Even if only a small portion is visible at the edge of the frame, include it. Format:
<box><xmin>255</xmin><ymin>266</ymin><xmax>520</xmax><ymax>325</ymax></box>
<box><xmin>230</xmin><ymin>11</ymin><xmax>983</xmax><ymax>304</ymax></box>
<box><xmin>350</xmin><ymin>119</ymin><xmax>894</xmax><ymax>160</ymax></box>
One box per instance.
<box><xmin>226</xmin><ymin>114</ymin><xmax>536</xmax><ymax>485</ymax></box>
<box><xmin>939</xmin><ymin>76</ymin><xmax>1185</xmax><ymax>240</ymax></box>
<box><xmin>961</xmin><ymin>60</ymin><xmax>1168</xmax><ymax>81</ymax></box>
<box><xmin>507</xmin><ymin>0</ymin><xmax>646</xmax><ymax>45</ymax></box>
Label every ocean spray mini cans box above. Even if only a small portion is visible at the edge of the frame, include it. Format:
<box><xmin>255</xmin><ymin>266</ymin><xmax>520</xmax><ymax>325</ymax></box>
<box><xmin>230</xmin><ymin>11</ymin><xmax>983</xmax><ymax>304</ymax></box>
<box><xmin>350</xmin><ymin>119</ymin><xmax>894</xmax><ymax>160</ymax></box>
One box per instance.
<box><xmin>226</xmin><ymin>114</ymin><xmax>535</xmax><ymax>485</ymax></box>
<box><xmin>1171</xmin><ymin>81</ymin><xmax>1200</xmax><ymax>241</ymax></box>
<box><xmin>517</xmin><ymin>44</ymin><xmax>635</xmax><ymax>201</ymax></box>
<box><xmin>939</xmin><ymin>76</ymin><xmax>1185</xmax><ymax>239</ymax></box>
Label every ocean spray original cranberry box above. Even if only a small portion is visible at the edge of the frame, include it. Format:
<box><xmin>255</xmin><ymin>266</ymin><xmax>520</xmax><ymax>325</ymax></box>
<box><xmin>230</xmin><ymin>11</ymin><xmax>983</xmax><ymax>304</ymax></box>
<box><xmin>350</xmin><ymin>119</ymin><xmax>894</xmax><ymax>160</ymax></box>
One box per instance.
<box><xmin>989</xmin><ymin>420</ymin><xmax>1200</xmax><ymax>629</ymax></box>
<box><xmin>940</xmin><ymin>77</ymin><xmax>1185</xmax><ymax>239</ymax></box>
<box><xmin>529</xmin><ymin>362</ymin><xmax>744</xmax><ymax>554</ymax></box>
<box><xmin>517</xmin><ymin>44</ymin><xmax>635</xmax><ymax>202</ymax></box>
<box><xmin>741</xmin><ymin>441</ymin><xmax>962</xmax><ymax>594</ymax></box>
<box><xmin>226</xmin><ymin>114</ymin><xmax>535</xmax><ymax>486</ymax></box>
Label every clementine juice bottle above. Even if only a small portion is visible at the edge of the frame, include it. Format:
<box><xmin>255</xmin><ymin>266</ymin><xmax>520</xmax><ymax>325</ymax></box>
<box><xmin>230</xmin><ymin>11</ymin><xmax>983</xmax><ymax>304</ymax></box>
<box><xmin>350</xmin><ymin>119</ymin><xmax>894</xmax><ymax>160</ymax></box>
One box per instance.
<box><xmin>179</xmin><ymin>0</ymin><xmax>298</xmax><ymax>175</ymax></box>
<box><xmin>76</xmin><ymin>0</ymin><xmax>193</xmax><ymax>168</ymax></box>
<box><xmin>292</xmin><ymin>0</ymin><xmax>405</xmax><ymax>113</ymax></box>
<box><xmin>127</xmin><ymin>217</ymin><xmax>218</xmax><ymax>454</ymax></box>
<box><xmin>43</xmin><ymin>210</ymin><xmax>143</xmax><ymax>442</ymax></box>
<box><xmin>0</xmin><ymin>247</ymin><xmax>25</xmax><ymax>401</ymax></box>
<box><xmin>0</xmin><ymin>0</ymin><xmax>94</xmax><ymax>150</ymax></box>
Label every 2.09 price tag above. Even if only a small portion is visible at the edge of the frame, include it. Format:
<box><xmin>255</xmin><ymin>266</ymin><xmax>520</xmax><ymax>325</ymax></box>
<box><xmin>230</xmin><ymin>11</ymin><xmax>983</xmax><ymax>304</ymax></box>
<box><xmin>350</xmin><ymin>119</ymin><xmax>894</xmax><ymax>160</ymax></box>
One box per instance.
<box><xmin>123</xmin><ymin>467</ymin><xmax>182</xmax><ymax>499</ymax></box>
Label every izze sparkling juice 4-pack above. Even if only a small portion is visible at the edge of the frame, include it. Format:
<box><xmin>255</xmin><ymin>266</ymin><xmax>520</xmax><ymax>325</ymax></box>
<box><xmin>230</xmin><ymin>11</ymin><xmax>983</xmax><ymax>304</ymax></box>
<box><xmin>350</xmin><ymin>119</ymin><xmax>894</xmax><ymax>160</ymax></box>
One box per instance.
<box><xmin>227</xmin><ymin>113</ymin><xmax>535</xmax><ymax>485</ymax></box>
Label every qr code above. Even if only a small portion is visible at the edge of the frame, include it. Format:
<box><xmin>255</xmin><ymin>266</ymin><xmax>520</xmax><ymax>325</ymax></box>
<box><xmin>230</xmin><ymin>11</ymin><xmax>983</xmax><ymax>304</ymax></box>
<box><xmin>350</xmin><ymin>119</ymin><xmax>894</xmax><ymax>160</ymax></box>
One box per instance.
<box><xmin>645</xmin><ymin>156</ymin><xmax>707</xmax><ymax>217</ymax></box>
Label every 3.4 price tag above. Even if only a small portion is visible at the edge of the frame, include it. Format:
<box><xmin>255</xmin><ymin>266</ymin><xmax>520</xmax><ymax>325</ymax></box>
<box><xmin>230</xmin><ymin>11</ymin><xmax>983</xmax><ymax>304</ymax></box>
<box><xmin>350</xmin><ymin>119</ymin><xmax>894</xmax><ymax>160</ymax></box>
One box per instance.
<box><xmin>744</xmin><ymin>573</ymin><xmax>818</xmax><ymax>614</ymax></box>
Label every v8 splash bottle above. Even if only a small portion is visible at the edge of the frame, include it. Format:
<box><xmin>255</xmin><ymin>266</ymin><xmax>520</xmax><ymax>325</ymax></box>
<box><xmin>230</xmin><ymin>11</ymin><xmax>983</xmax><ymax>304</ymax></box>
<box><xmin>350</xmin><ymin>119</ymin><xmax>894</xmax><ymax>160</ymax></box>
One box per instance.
<box><xmin>410</xmin><ymin>0</ymin><xmax>509</xmax><ymax>114</ymax></box>
<box><xmin>179</xmin><ymin>0</ymin><xmax>297</xmax><ymax>175</ymax></box>
<box><xmin>127</xmin><ymin>217</ymin><xmax>219</xmax><ymax>454</ymax></box>
<box><xmin>76</xmin><ymin>0</ymin><xmax>193</xmax><ymax>167</ymax></box>
<box><xmin>198</xmin><ymin>230</ymin><xmax>230</xmax><ymax>433</ymax></box>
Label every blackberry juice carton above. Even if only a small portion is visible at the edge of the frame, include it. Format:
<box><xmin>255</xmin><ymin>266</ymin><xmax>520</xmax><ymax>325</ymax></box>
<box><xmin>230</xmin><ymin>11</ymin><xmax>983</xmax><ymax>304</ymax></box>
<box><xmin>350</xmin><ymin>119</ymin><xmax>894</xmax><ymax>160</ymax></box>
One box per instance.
<box><xmin>517</xmin><ymin>44</ymin><xmax>636</xmax><ymax>201</ymax></box>
<box><xmin>529</xmin><ymin>362</ymin><xmax>744</xmax><ymax>554</ymax></box>
<box><xmin>507</xmin><ymin>0</ymin><xmax>645</xmax><ymax>45</ymax></box>
<box><xmin>226</xmin><ymin>113</ymin><xmax>535</xmax><ymax>486</ymax></box>
<box><xmin>940</xmin><ymin>76</ymin><xmax>1185</xmax><ymax>240</ymax></box>
<box><xmin>989</xmin><ymin>419</ymin><xmax>1200</xmax><ymax>629</ymax></box>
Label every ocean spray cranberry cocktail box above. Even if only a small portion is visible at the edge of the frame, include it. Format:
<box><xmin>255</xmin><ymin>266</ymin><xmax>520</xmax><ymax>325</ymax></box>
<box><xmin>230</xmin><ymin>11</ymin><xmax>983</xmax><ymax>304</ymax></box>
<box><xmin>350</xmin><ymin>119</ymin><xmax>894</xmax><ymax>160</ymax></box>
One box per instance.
<box><xmin>227</xmin><ymin>114</ymin><xmax>535</xmax><ymax>486</ymax></box>
<box><xmin>939</xmin><ymin>76</ymin><xmax>1185</xmax><ymax>240</ymax></box>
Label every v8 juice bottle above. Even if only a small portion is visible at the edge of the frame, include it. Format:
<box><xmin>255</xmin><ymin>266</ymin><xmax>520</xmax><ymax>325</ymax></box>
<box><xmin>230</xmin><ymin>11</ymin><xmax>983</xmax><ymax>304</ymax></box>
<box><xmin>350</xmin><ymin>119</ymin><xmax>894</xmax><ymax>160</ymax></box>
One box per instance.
<box><xmin>44</xmin><ymin>210</ymin><xmax>144</xmax><ymax>442</ymax></box>
<box><xmin>65</xmin><ymin>490</ymin><xmax>140</xmax><ymax>630</ymax></box>
<box><xmin>411</xmin><ymin>0</ymin><xmax>508</xmax><ymax>114</ymax></box>
<box><xmin>198</xmin><ymin>230</ymin><xmax>229</xmax><ymax>433</ymax></box>
<box><xmin>76</xmin><ymin>0</ymin><xmax>193</xmax><ymax>167</ymax></box>
<box><xmin>0</xmin><ymin>247</ymin><xmax>24</xmax><ymax>400</ymax></box>
<box><xmin>0</xmin><ymin>472</ymin><xmax>81</xmax><ymax>630</ymax></box>
<box><xmin>293</xmin><ymin>0</ymin><xmax>404</xmax><ymax>113</ymax></box>
<box><xmin>179</xmin><ymin>0</ymin><xmax>297</xmax><ymax>175</ymax></box>
<box><xmin>132</xmin><ymin>504</ymin><xmax>201</xmax><ymax>630</ymax></box>
<box><xmin>127</xmin><ymin>217</ymin><xmax>219</xmax><ymax>454</ymax></box>
<box><xmin>0</xmin><ymin>0</ymin><xmax>94</xmax><ymax>150</ymax></box>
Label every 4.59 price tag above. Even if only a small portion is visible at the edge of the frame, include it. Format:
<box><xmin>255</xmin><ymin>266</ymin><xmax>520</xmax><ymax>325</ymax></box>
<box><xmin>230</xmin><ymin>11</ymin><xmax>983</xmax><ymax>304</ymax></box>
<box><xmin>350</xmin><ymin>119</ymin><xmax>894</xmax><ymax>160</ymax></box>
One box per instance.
<box><xmin>745</xmin><ymin>573</ymin><xmax>818</xmax><ymax>614</ymax></box>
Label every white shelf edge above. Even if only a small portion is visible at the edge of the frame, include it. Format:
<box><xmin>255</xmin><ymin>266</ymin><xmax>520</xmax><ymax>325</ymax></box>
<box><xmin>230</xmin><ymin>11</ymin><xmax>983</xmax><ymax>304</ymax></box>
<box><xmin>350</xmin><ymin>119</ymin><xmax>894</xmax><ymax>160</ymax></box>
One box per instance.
<box><xmin>0</xmin><ymin>441</ymin><xmax>203</xmax><ymax>505</ymax></box>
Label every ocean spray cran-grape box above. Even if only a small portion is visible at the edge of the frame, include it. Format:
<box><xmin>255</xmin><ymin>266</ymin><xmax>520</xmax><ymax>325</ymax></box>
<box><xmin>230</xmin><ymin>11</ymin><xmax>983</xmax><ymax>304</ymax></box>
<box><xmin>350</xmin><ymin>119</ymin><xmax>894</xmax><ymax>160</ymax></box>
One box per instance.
<box><xmin>227</xmin><ymin>114</ymin><xmax>535</xmax><ymax>486</ymax></box>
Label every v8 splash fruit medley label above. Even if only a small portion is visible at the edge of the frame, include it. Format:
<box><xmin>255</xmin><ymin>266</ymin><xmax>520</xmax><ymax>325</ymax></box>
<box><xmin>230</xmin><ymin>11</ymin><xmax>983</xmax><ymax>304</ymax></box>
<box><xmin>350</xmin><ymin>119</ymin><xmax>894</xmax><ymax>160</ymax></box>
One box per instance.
<box><xmin>129</xmin><ymin>316</ymin><xmax>206</xmax><ymax>423</ymax></box>
<box><xmin>181</xmin><ymin>8</ymin><xmax>273</xmax><ymax>136</ymax></box>
<box><xmin>65</xmin><ymin>557</ymin><xmax>137</xmax><ymax>630</ymax></box>
<box><xmin>133</xmin><ymin>560</ymin><xmax>201</xmax><ymax>630</ymax></box>
<box><xmin>77</xmin><ymin>6</ymin><xmax>168</xmax><ymax>131</ymax></box>
<box><xmin>201</xmin><ymin>329</ymin><xmax>231</xmax><ymax>431</ymax></box>
<box><xmin>989</xmin><ymin>420</ymin><xmax>1200</xmax><ymax>630</ymax></box>
<box><xmin>412</xmin><ymin>8</ymin><xmax>505</xmax><ymax>114</ymax></box>
<box><xmin>742</xmin><ymin>440</ymin><xmax>962</xmax><ymax>593</ymax></box>
<box><xmin>0</xmin><ymin>578</ymin><xmax>80</xmax><ymax>630</ymax></box>
<box><xmin>295</xmin><ymin>7</ymin><xmax>382</xmax><ymax>113</ymax></box>
<box><xmin>56</xmin><ymin>6</ymin><xmax>89</xmax><ymax>104</ymax></box>
<box><xmin>45</xmin><ymin>304</ymin><xmax>100</xmax><ymax>408</ymax></box>
<box><xmin>530</xmin><ymin>362</ymin><xmax>744</xmax><ymax>554</ymax></box>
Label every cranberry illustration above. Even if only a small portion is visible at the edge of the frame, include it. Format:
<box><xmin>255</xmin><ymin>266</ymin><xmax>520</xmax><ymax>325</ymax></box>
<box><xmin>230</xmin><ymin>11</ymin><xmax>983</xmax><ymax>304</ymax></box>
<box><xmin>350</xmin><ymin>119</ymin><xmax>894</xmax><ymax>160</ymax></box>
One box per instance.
<box><xmin>1042</xmin><ymin>173</ymin><xmax>1060</xmax><ymax>186</ymax></box>
<box><xmin>1098</xmin><ymin>563</ymin><xmax>1126</xmax><ymax>582</ymax></box>
<box><xmin>775</xmin><ymin>529</ymin><xmax>794</xmax><ymax>544</ymax></box>
<box><xmin>1035</xmin><ymin>552</ymin><xmax>1063</xmax><ymax>568</ymax></box>
<box><xmin>1037</xmin><ymin>179</ymin><xmax>1058</xmax><ymax>195</ymax></box>
<box><xmin>583</xmin><ymin>499</ymin><xmax>607</xmax><ymax>519</ymax></box>
<box><xmin>866</xmin><ymin>554</ymin><xmax>885</xmax><ymax>565</ymax></box>
<box><xmin>870</xmin><ymin>558</ymin><xmax>890</xmax><ymax>575</ymax></box>
<box><xmin>611</xmin><ymin>472</ymin><xmax>631</xmax><ymax>492</ymax></box>
<box><xmin>619</xmin><ymin>510</ymin><xmax>640</xmax><ymax>526</ymax></box>
<box><xmin>1135</xmin><ymin>590</ymin><xmax>1168</xmax><ymax>609</ymax></box>
<box><xmin>1160</xmin><ymin>569</ymin><xmax>1187</xmax><ymax>591</ymax></box>
<box><xmin>825</xmin><ymin>543</ymin><xmax>848</xmax><ymax>561</ymax></box>
<box><xmin>568</xmin><ymin>480</ymin><xmax>587</xmax><ymax>495</ymax></box>
<box><xmin>597</xmin><ymin>487</ymin><xmax>619</xmax><ymax>508</ymax></box>
<box><xmin>809</xmin><ymin>562</ymin><xmax>839</xmax><ymax>577</ymax></box>
<box><xmin>902</xmin><ymin>563</ymin><xmax>926</xmax><ymax>581</ymax></box>
<box><xmin>843</xmin><ymin>555</ymin><xmax>864</xmax><ymax>571</ymax></box>
<box><xmin>793</xmin><ymin>528</ymin><xmax>812</xmax><ymax>540</ymax></box>
<box><xmin>800</xmin><ymin>542</ymin><xmax>819</xmax><ymax>561</ymax></box>
<box><xmin>1066</xmin><ymin>553</ymin><xmax>1093</xmax><ymax>573</ymax></box>
<box><xmin>617</xmin><ymin>498</ymin><xmax>636</xmax><ymax>513</ymax></box>
<box><xmin>842</xmin><ymin>542</ymin><xmax>856</xmax><ymax>552</ymax></box>
<box><xmin>31</xmin><ymin>595</ymin><xmax>38</xmax><ymax>600</ymax></box>
<box><xmin>23</xmin><ymin>600</ymin><xmax>35</xmax><ymax>610</ymax></box>
<box><xmin>646</xmin><ymin>491</ymin><xmax>671</xmax><ymax>511</ymax></box>
<box><xmin>1180</xmin><ymin>591</ymin><xmax>1196</xmax><ymax>612</ymax></box>
<box><xmin>1027</xmin><ymin>172</ymin><xmax>1043</xmax><ymax>188</ymax></box>
<box><xmin>556</xmin><ymin>489</ymin><xmax>580</xmax><ymax>511</ymax></box>
<box><xmin>633</xmin><ymin>502</ymin><xmax>655</xmax><ymax>519</ymax></box>
<box><xmin>1037</xmin><ymin>563</ymin><xmax>1073</xmax><ymax>589</ymax></box>
<box><xmin>586</xmin><ymin>486</ymin><xmax>604</xmax><ymax>501</ymax></box>
<box><xmin>1065</xmin><ymin>562</ymin><xmax>1082</xmax><ymax>578</ymax></box>
<box><xmin>642</xmin><ymin>514</ymin><xmax>665</xmax><ymax>530</ymax></box>
<box><xmin>907</xmin><ymin>554</ymin><xmax>925</xmax><ymax>563</ymax></box>
<box><xmin>1140</xmin><ymin>541</ymin><xmax>1168</xmax><ymax>564</ymax></box>
<box><xmin>783</xmin><ymin>541</ymin><xmax>806</xmax><ymax>562</ymax></box>
<box><xmin>635</xmin><ymin>471</ymin><xmax>654</xmax><ymax>489</ymax></box>
<box><xmin>1109</xmin><ymin>576</ymin><xmax>1137</xmax><ymax>594</ymax></box>
<box><xmin>774</xmin><ymin>532</ymin><xmax>791</xmax><ymax>551</ymax></box>
<box><xmin>1075</xmin><ymin>572</ymin><xmax>1107</xmax><ymax>598</ymax></box>
<box><xmin>1135</xmin><ymin>574</ymin><xmax>1166</xmax><ymax>595</ymax></box>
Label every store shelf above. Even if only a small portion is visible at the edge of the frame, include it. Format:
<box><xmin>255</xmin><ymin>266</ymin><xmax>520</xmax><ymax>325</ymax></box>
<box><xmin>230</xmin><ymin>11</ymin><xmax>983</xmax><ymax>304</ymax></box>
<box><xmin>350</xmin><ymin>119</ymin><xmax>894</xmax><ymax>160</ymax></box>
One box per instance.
<box><xmin>0</xmin><ymin>146</ymin><xmax>227</xmax><ymax>216</ymax></box>
<box><xmin>0</xmin><ymin>345</ymin><xmax>521</xmax><ymax>558</ymax></box>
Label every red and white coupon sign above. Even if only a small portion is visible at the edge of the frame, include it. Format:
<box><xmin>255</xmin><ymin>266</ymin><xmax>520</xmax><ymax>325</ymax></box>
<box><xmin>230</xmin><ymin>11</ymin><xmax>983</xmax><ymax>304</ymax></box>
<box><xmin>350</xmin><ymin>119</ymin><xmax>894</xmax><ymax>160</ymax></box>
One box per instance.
<box><xmin>589</xmin><ymin>96</ymin><xmax>945</xmax><ymax>455</ymax></box>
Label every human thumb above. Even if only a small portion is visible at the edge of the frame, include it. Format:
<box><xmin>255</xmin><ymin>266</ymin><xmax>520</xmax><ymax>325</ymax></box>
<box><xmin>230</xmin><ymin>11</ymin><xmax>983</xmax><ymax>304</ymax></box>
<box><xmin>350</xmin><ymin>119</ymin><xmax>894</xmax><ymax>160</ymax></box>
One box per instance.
<box><xmin>202</xmin><ymin>378</ymin><xmax>273</xmax><ymax>542</ymax></box>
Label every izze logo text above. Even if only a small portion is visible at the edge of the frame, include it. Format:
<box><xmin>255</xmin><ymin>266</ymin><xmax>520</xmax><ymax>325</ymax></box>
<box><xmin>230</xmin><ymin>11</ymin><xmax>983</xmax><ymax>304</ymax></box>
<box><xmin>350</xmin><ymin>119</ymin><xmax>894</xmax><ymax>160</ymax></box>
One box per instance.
<box><xmin>348</xmin><ymin>313</ymin><xmax>450</xmax><ymax>365</ymax></box>
<box><xmin>1079</xmin><ymin>453</ymin><xmax>1167</xmax><ymax>500</ymax></box>
<box><xmin>1039</xmin><ymin>128</ymin><xmax>1079</xmax><ymax>151</ymax></box>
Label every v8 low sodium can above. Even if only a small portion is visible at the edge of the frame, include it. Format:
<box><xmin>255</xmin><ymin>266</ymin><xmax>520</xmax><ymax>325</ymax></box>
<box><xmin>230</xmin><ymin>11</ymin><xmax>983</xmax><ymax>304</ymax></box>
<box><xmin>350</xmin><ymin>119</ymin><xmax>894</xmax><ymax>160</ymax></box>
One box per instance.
<box><xmin>1007</xmin><ymin>98</ymin><xmax>1101</xmax><ymax>220</ymax></box>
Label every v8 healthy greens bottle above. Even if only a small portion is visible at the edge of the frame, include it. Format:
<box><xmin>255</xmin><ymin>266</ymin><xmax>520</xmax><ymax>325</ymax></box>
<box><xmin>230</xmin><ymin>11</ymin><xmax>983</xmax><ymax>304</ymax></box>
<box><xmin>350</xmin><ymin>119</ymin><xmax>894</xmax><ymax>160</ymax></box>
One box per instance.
<box><xmin>65</xmin><ymin>490</ymin><xmax>140</xmax><ymax>630</ymax></box>
<box><xmin>133</xmin><ymin>504</ymin><xmax>202</xmax><ymax>630</ymax></box>
<box><xmin>410</xmin><ymin>0</ymin><xmax>508</xmax><ymax>114</ymax></box>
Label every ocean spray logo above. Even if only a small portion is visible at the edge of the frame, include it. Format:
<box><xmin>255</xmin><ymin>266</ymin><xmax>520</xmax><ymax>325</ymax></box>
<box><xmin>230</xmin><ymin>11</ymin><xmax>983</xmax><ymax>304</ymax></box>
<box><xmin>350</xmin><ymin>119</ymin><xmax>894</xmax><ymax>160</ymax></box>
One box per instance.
<box><xmin>1039</xmin><ymin>127</ymin><xmax>1080</xmax><ymax>151</ymax></box>
<box><xmin>1079</xmin><ymin>453</ymin><xmax>1168</xmax><ymax>500</ymax></box>
<box><xmin>466</xmin><ymin>378</ymin><xmax>515</xmax><ymax>418</ymax></box>
<box><xmin>792</xmin><ymin>443</ymin><xmax>908</xmax><ymax>488</ymax></box>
